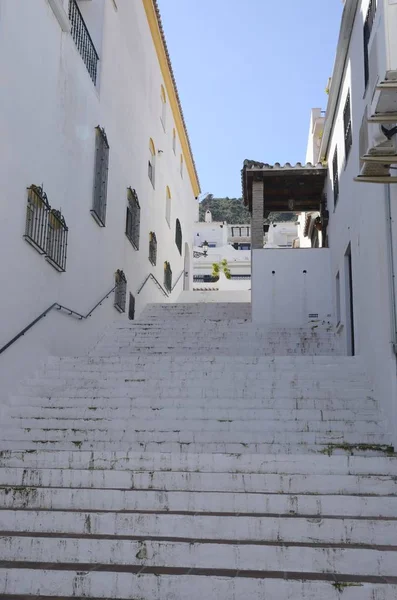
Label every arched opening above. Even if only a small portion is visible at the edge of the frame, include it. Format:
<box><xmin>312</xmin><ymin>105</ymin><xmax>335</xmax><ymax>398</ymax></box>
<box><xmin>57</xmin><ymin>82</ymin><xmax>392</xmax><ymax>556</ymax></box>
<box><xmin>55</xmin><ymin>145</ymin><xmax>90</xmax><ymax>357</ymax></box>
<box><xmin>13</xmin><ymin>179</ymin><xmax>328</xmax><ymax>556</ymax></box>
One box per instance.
<box><xmin>172</xmin><ymin>128</ymin><xmax>176</xmax><ymax>154</ymax></box>
<box><xmin>175</xmin><ymin>218</ymin><xmax>182</xmax><ymax>255</ymax></box>
<box><xmin>160</xmin><ymin>85</ymin><xmax>167</xmax><ymax>130</ymax></box>
<box><xmin>180</xmin><ymin>154</ymin><xmax>184</xmax><ymax>178</ymax></box>
<box><xmin>165</xmin><ymin>186</ymin><xmax>171</xmax><ymax>227</ymax></box>
<box><xmin>148</xmin><ymin>138</ymin><xmax>156</xmax><ymax>188</ymax></box>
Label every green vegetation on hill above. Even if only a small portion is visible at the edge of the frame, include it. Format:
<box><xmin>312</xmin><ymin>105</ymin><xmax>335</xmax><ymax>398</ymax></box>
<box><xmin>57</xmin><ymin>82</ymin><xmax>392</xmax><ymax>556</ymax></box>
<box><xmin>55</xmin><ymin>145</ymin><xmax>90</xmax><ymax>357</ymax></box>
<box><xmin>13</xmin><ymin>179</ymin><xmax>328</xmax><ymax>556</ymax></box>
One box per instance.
<box><xmin>199</xmin><ymin>195</ymin><xmax>297</xmax><ymax>224</ymax></box>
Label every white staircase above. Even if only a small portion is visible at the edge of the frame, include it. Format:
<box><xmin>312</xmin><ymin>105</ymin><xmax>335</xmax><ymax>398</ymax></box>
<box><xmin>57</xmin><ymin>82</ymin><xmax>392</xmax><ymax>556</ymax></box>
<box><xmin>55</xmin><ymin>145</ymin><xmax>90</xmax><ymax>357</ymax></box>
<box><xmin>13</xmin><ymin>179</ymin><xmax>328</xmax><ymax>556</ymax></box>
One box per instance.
<box><xmin>0</xmin><ymin>301</ymin><xmax>396</xmax><ymax>599</ymax></box>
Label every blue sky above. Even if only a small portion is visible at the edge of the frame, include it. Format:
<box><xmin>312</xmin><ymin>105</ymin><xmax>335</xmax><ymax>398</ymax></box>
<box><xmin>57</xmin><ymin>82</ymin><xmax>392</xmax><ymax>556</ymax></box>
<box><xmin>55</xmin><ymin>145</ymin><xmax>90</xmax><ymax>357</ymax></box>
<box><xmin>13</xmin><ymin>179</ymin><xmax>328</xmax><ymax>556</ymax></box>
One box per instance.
<box><xmin>158</xmin><ymin>0</ymin><xmax>344</xmax><ymax>198</ymax></box>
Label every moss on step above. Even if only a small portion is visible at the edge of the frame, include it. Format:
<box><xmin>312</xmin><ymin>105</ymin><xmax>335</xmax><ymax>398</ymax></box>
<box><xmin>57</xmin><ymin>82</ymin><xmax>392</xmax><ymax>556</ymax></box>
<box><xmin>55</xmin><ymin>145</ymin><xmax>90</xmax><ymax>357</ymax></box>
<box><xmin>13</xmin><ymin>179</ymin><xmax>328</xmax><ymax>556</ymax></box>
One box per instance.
<box><xmin>72</xmin><ymin>441</ymin><xmax>83</xmax><ymax>449</ymax></box>
<box><xmin>320</xmin><ymin>443</ymin><xmax>395</xmax><ymax>457</ymax></box>
<box><xmin>332</xmin><ymin>582</ymin><xmax>363</xmax><ymax>592</ymax></box>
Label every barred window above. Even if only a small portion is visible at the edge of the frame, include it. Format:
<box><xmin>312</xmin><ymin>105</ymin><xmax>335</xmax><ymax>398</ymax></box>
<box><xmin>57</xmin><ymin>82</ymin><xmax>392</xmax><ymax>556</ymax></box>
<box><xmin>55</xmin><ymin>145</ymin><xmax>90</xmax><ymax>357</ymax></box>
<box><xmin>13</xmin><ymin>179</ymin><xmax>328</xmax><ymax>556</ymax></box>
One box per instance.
<box><xmin>332</xmin><ymin>147</ymin><xmax>339</xmax><ymax>208</ymax></box>
<box><xmin>69</xmin><ymin>0</ymin><xmax>99</xmax><ymax>85</ymax></box>
<box><xmin>24</xmin><ymin>185</ymin><xmax>68</xmax><ymax>272</ymax></box>
<box><xmin>149</xmin><ymin>139</ymin><xmax>156</xmax><ymax>188</ymax></box>
<box><xmin>125</xmin><ymin>187</ymin><xmax>140</xmax><ymax>250</ymax></box>
<box><xmin>128</xmin><ymin>293</ymin><xmax>135</xmax><ymax>321</ymax></box>
<box><xmin>149</xmin><ymin>232</ymin><xmax>157</xmax><ymax>266</ymax></box>
<box><xmin>114</xmin><ymin>269</ymin><xmax>127</xmax><ymax>313</ymax></box>
<box><xmin>363</xmin><ymin>0</ymin><xmax>377</xmax><ymax>90</ymax></box>
<box><xmin>164</xmin><ymin>261</ymin><xmax>172</xmax><ymax>293</ymax></box>
<box><xmin>46</xmin><ymin>209</ymin><xmax>68</xmax><ymax>272</ymax></box>
<box><xmin>175</xmin><ymin>218</ymin><xmax>182</xmax><ymax>255</ymax></box>
<box><xmin>91</xmin><ymin>126</ymin><xmax>109</xmax><ymax>226</ymax></box>
<box><xmin>25</xmin><ymin>185</ymin><xmax>51</xmax><ymax>255</ymax></box>
<box><xmin>343</xmin><ymin>92</ymin><xmax>352</xmax><ymax>162</ymax></box>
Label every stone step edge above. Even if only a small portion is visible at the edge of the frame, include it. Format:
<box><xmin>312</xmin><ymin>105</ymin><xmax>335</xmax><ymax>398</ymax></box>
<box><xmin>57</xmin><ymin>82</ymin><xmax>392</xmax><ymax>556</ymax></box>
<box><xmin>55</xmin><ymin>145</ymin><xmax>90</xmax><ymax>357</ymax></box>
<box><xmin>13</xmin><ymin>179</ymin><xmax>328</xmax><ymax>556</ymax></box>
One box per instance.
<box><xmin>0</xmin><ymin>564</ymin><xmax>396</xmax><ymax>586</ymax></box>
<box><xmin>1</xmin><ymin>531</ymin><xmax>396</xmax><ymax>551</ymax></box>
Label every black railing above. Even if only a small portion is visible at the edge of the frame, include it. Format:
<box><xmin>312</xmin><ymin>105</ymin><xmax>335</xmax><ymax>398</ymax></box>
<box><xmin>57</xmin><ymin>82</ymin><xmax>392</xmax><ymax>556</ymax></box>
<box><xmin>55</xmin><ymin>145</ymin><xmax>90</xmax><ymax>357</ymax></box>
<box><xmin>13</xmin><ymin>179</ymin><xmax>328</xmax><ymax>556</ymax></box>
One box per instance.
<box><xmin>343</xmin><ymin>92</ymin><xmax>352</xmax><ymax>161</ymax></box>
<box><xmin>193</xmin><ymin>274</ymin><xmax>251</xmax><ymax>282</ymax></box>
<box><xmin>137</xmin><ymin>273</ymin><xmax>169</xmax><ymax>297</ymax></box>
<box><xmin>24</xmin><ymin>186</ymin><xmax>68</xmax><ymax>272</ymax></box>
<box><xmin>114</xmin><ymin>269</ymin><xmax>127</xmax><ymax>313</ymax></box>
<box><xmin>164</xmin><ymin>262</ymin><xmax>172</xmax><ymax>293</ymax></box>
<box><xmin>332</xmin><ymin>147</ymin><xmax>339</xmax><ymax>207</ymax></box>
<box><xmin>149</xmin><ymin>232</ymin><xmax>157</xmax><ymax>266</ymax></box>
<box><xmin>69</xmin><ymin>0</ymin><xmax>99</xmax><ymax>84</ymax></box>
<box><xmin>0</xmin><ymin>284</ymin><xmax>117</xmax><ymax>356</ymax></box>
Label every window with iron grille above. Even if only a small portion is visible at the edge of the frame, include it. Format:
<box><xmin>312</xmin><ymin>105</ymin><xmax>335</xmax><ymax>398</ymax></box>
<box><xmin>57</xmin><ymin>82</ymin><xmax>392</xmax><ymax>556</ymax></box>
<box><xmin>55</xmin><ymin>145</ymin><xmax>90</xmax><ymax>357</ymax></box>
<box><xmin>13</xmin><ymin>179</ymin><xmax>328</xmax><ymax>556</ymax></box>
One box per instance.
<box><xmin>363</xmin><ymin>0</ymin><xmax>377</xmax><ymax>90</ymax></box>
<box><xmin>46</xmin><ymin>209</ymin><xmax>68</xmax><ymax>272</ymax></box>
<box><xmin>91</xmin><ymin>126</ymin><xmax>109</xmax><ymax>227</ymax></box>
<box><xmin>125</xmin><ymin>188</ymin><xmax>140</xmax><ymax>250</ymax></box>
<box><xmin>164</xmin><ymin>261</ymin><xmax>172</xmax><ymax>293</ymax></box>
<box><xmin>114</xmin><ymin>269</ymin><xmax>127</xmax><ymax>313</ymax></box>
<box><xmin>69</xmin><ymin>0</ymin><xmax>99</xmax><ymax>85</ymax></box>
<box><xmin>24</xmin><ymin>185</ymin><xmax>51</xmax><ymax>255</ymax></box>
<box><xmin>149</xmin><ymin>232</ymin><xmax>157</xmax><ymax>266</ymax></box>
<box><xmin>24</xmin><ymin>185</ymin><xmax>68</xmax><ymax>272</ymax></box>
<box><xmin>175</xmin><ymin>219</ymin><xmax>182</xmax><ymax>255</ymax></box>
<box><xmin>128</xmin><ymin>293</ymin><xmax>135</xmax><ymax>320</ymax></box>
<box><xmin>332</xmin><ymin>147</ymin><xmax>339</xmax><ymax>207</ymax></box>
<box><xmin>343</xmin><ymin>92</ymin><xmax>352</xmax><ymax>162</ymax></box>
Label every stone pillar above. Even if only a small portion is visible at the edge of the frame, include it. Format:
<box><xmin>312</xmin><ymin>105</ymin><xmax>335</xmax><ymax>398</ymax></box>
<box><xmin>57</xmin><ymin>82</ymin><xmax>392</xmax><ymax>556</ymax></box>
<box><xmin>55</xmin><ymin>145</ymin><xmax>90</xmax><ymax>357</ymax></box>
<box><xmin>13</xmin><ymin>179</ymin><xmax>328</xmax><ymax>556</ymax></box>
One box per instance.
<box><xmin>251</xmin><ymin>180</ymin><xmax>264</xmax><ymax>249</ymax></box>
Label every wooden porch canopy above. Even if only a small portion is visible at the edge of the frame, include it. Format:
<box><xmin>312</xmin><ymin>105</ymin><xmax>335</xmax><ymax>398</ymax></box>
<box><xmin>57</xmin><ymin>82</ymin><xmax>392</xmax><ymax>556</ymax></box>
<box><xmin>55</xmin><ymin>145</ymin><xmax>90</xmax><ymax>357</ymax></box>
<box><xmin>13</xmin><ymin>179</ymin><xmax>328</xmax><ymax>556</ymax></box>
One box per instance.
<box><xmin>242</xmin><ymin>160</ymin><xmax>328</xmax><ymax>215</ymax></box>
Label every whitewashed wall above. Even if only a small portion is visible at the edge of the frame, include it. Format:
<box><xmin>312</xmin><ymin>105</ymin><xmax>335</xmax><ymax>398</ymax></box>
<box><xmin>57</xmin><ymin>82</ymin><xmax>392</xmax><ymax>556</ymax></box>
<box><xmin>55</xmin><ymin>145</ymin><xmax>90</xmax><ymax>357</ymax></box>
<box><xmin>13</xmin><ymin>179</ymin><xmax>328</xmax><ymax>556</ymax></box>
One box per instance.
<box><xmin>252</xmin><ymin>250</ymin><xmax>334</xmax><ymax>325</ymax></box>
<box><xmin>0</xmin><ymin>0</ymin><xmax>198</xmax><ymax>399</ymax></box>
<box><xmin>322</xmin><ymin>0</ymin><xmax>397</xmax><ymax>440</ymax></box>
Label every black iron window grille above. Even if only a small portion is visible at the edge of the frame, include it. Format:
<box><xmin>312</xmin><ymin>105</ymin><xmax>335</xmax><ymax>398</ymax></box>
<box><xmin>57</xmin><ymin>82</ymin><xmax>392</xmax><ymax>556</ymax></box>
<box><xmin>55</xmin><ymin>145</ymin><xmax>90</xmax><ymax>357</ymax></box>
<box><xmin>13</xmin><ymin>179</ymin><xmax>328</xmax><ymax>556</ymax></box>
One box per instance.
<box><xmin>25</xmin><ymin>185</ymin><xmax>51</xmax><ymax>255</ymax></box>
<box><xmin>125</xmin><ymin>188</ymin><xmax>140</xmax><ymax>250</ymax></box>
<box><xmin>333</xmin><ymin>147</ymin><xmax>339</xmax><ymax>207</ymax></box>
<box><xmin>149</xmin><ymin>232</ymin><xmax>157</xmax><ymax>266</ymax></box>
<box><xmin>114</xmin><ymin>269</ymin><xmax>127</xmax><ymax>313</ymax></box>
<box><xmin>164</xmin><ymin>261</ymin><xmax>172</xmax><ymax>293</ymax></box>
<box><xmin>128</xmin><ymin>293</ymin><xmax>135</xmax><ymax>320</ymax></box>
<box><xmin>175</xmin><ymin>218</ymin><xmax>182</xmax><ymax>255</ymax></box>
<box><xmin>363</xmin><ymin>0</ymin><xmax>377</xmax><ymax>90</ymax></box>
<box><xmin>69</xmin><ymin>0</ymin><xmax>99</xmax><ymax>85</ymax></box>
<box><xmin>91</xmin><ymin>126</ymin><xmax>109</xmax><ymax>227</ymax></box>
<box><xmin>46</xmin><ymin>209</ymin><xmax>68</xmax><ymax>272</ymax></box>
<box><xmin>24</xmin><ymin>185</ymin><xmax>68</xmax><ymax>272</ymax></box>
<box><xmin>343</xmin><ymin>92</ymin><xmax>352</xmax><ymax>161</ymax></box>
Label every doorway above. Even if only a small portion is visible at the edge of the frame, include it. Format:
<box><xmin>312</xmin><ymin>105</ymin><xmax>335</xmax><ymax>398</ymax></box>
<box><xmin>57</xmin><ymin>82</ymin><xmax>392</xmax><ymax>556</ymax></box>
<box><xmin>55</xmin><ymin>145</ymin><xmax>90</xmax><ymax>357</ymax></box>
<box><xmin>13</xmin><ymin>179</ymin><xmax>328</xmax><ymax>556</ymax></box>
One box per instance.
<box><xmin>344</xmin><ymin>244</ymin><xmax>355</xmax><ymax>355</ymax></box>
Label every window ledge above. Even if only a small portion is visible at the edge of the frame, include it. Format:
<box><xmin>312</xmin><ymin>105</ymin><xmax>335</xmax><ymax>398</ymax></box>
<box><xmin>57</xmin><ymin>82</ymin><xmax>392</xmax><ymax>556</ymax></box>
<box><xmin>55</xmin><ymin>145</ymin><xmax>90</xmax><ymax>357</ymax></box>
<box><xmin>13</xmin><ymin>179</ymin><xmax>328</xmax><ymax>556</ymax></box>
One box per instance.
<box><xmin>48</xmin><ymin>0</ymin><xmax>71</xmax><ymax>32</ymax></box>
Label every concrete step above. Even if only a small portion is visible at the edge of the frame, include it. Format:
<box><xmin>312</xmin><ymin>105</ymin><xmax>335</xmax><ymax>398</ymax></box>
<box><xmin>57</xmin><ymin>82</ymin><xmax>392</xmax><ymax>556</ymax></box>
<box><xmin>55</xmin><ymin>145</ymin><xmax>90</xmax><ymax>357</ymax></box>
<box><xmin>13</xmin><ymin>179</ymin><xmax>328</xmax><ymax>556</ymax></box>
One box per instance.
<box><xmin>0</xmin><ymin>535</ymin><xmax>395</xmax><ymax>576</ymax></box>
<box><xmin>0</xmin><ymin>427</ymin><xmax>390</xmax><ymax>447</ymax></box>
<box><xmin>8</xmin><ymin>396</ymin><xmax>378</xmax><ymax>411</ymax></box>
<box><xmin>0</xmin><ymin>440</ymin><xmax>393</xmax><ymax>455</ymax></box>
<box><xmin>2</xmin><ymin>451</ymin><xmax>395</xmax><ymax>476</ymax></box>
<box><xmin>4</xmin><ymin>406</ymin><xmax>382</xmax><ymax>422</ymax></box>
<box><xmin>1</xmin><ymin>467</ymin><xmax>397</xmax><ymax>495</ymax></box>
<box><xmin>1</xmin><ymin>486</ymin><xmax>396</xmax><ymax>516</ymax></box>
<box><xmin>1</xmin><ymin>569</ymin><xmax>396</xmax><ymax>600</ymax></box>
<box><xmin>0</xmin><ymin>510</ymin><xmax>396</xmax><ymax>546</ymax></box>
<box><xmin>5</xmin><ymin>417</ymin><xmax>385</xmax><ymax>435</ymax></box>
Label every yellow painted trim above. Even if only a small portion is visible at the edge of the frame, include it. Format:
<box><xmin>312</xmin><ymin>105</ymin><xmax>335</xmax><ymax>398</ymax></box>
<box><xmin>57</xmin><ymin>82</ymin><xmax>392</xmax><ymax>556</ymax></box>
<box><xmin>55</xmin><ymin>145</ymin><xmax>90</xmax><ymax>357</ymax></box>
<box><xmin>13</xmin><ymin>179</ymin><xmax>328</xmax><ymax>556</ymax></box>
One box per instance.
<box><xmin>166</xmin><ymin>185</ymin><xmax>171</xmax><ymax>198</ymax></box>
<box><xmin>160</xmin><ymin>84</ymin><xmax>166</xmax><ymax>103</ymax></box>
<box><xmin>142</xmin><ymin>0</ymin><xmax>200</xmax><ymax>197</ymax></box>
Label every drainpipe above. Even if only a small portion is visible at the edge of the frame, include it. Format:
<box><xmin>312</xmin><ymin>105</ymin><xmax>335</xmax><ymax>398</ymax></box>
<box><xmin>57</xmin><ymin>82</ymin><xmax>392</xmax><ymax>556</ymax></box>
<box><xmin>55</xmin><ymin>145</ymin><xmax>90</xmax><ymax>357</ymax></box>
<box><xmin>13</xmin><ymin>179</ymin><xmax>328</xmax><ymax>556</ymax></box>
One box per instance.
<box><xmin>385</xmin><ymin>184</ymin><xmax>397</xmax><ymax>354</ymax></box>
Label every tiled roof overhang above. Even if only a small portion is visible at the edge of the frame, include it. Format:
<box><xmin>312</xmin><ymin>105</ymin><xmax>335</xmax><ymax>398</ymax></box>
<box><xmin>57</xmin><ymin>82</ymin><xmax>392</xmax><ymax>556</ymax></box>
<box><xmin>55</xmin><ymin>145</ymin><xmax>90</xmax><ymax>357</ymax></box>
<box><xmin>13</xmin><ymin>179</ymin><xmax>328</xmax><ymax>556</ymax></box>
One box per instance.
<box><xmin>242</xmin><ymin>160</ymin><xmax>327</xmax><ymax>215</ymax></box>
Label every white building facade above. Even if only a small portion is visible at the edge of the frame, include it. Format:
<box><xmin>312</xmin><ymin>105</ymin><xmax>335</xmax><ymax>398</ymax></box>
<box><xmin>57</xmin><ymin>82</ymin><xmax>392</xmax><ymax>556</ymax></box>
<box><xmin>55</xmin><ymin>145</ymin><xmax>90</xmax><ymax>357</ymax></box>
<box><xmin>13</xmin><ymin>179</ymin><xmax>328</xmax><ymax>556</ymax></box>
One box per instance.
<box><xmin>319</xmin><ymin>0</ymin><xmax>397</xmax><ymax>441</ymax></box>
<box><xmin>246</xmin><ymin>0</ymin><xmax>397</xmax><ymax>443</ymax></box>
<box><xmin>0</xmin><ymin>0</ymin><xmax>200</xmax><ymax>398</ymax></box>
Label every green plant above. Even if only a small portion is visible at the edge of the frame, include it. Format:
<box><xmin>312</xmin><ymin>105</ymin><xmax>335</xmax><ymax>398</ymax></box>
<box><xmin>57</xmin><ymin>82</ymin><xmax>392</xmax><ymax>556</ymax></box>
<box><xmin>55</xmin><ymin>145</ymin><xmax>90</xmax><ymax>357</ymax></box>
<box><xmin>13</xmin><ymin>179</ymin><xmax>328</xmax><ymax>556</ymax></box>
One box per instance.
<box><xmin>212</xmin><ymin>259</ymin><xmax>231</xmax><ymax>280</ymax></box>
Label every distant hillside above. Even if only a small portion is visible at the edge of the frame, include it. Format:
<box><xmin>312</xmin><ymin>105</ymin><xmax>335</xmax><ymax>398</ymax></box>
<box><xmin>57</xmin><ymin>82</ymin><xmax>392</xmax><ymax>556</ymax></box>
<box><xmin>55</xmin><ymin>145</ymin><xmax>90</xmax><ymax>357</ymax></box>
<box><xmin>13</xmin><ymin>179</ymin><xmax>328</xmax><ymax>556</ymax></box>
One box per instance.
<box><xmin>199</xmin><ymin>196</ymin><xmax>250</xmax><ymax>224</ymax></box>
<box><xmin>199</xmin><ymin>195</ymin><xmax>297</xmax><ymax>224</ymax></box>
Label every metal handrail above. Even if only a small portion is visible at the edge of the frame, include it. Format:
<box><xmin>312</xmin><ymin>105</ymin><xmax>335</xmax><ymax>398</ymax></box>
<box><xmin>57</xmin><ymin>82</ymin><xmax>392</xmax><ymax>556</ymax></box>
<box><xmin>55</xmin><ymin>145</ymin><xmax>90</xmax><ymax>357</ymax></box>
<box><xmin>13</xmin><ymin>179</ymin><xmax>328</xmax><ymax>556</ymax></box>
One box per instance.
<box><xmin>171</xmin><ymin>269</ymin><xmax>185</xmax><ymax>291</ymax></box>
<box><xmin>137</xmin><ymin>273</ymin><xmax>169</xmax><ymax>297</ymax></box>
<box><xmin>0</xmin><ymin>285</ymin><xmax>116</xmax><ymax>356</ymax></box>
